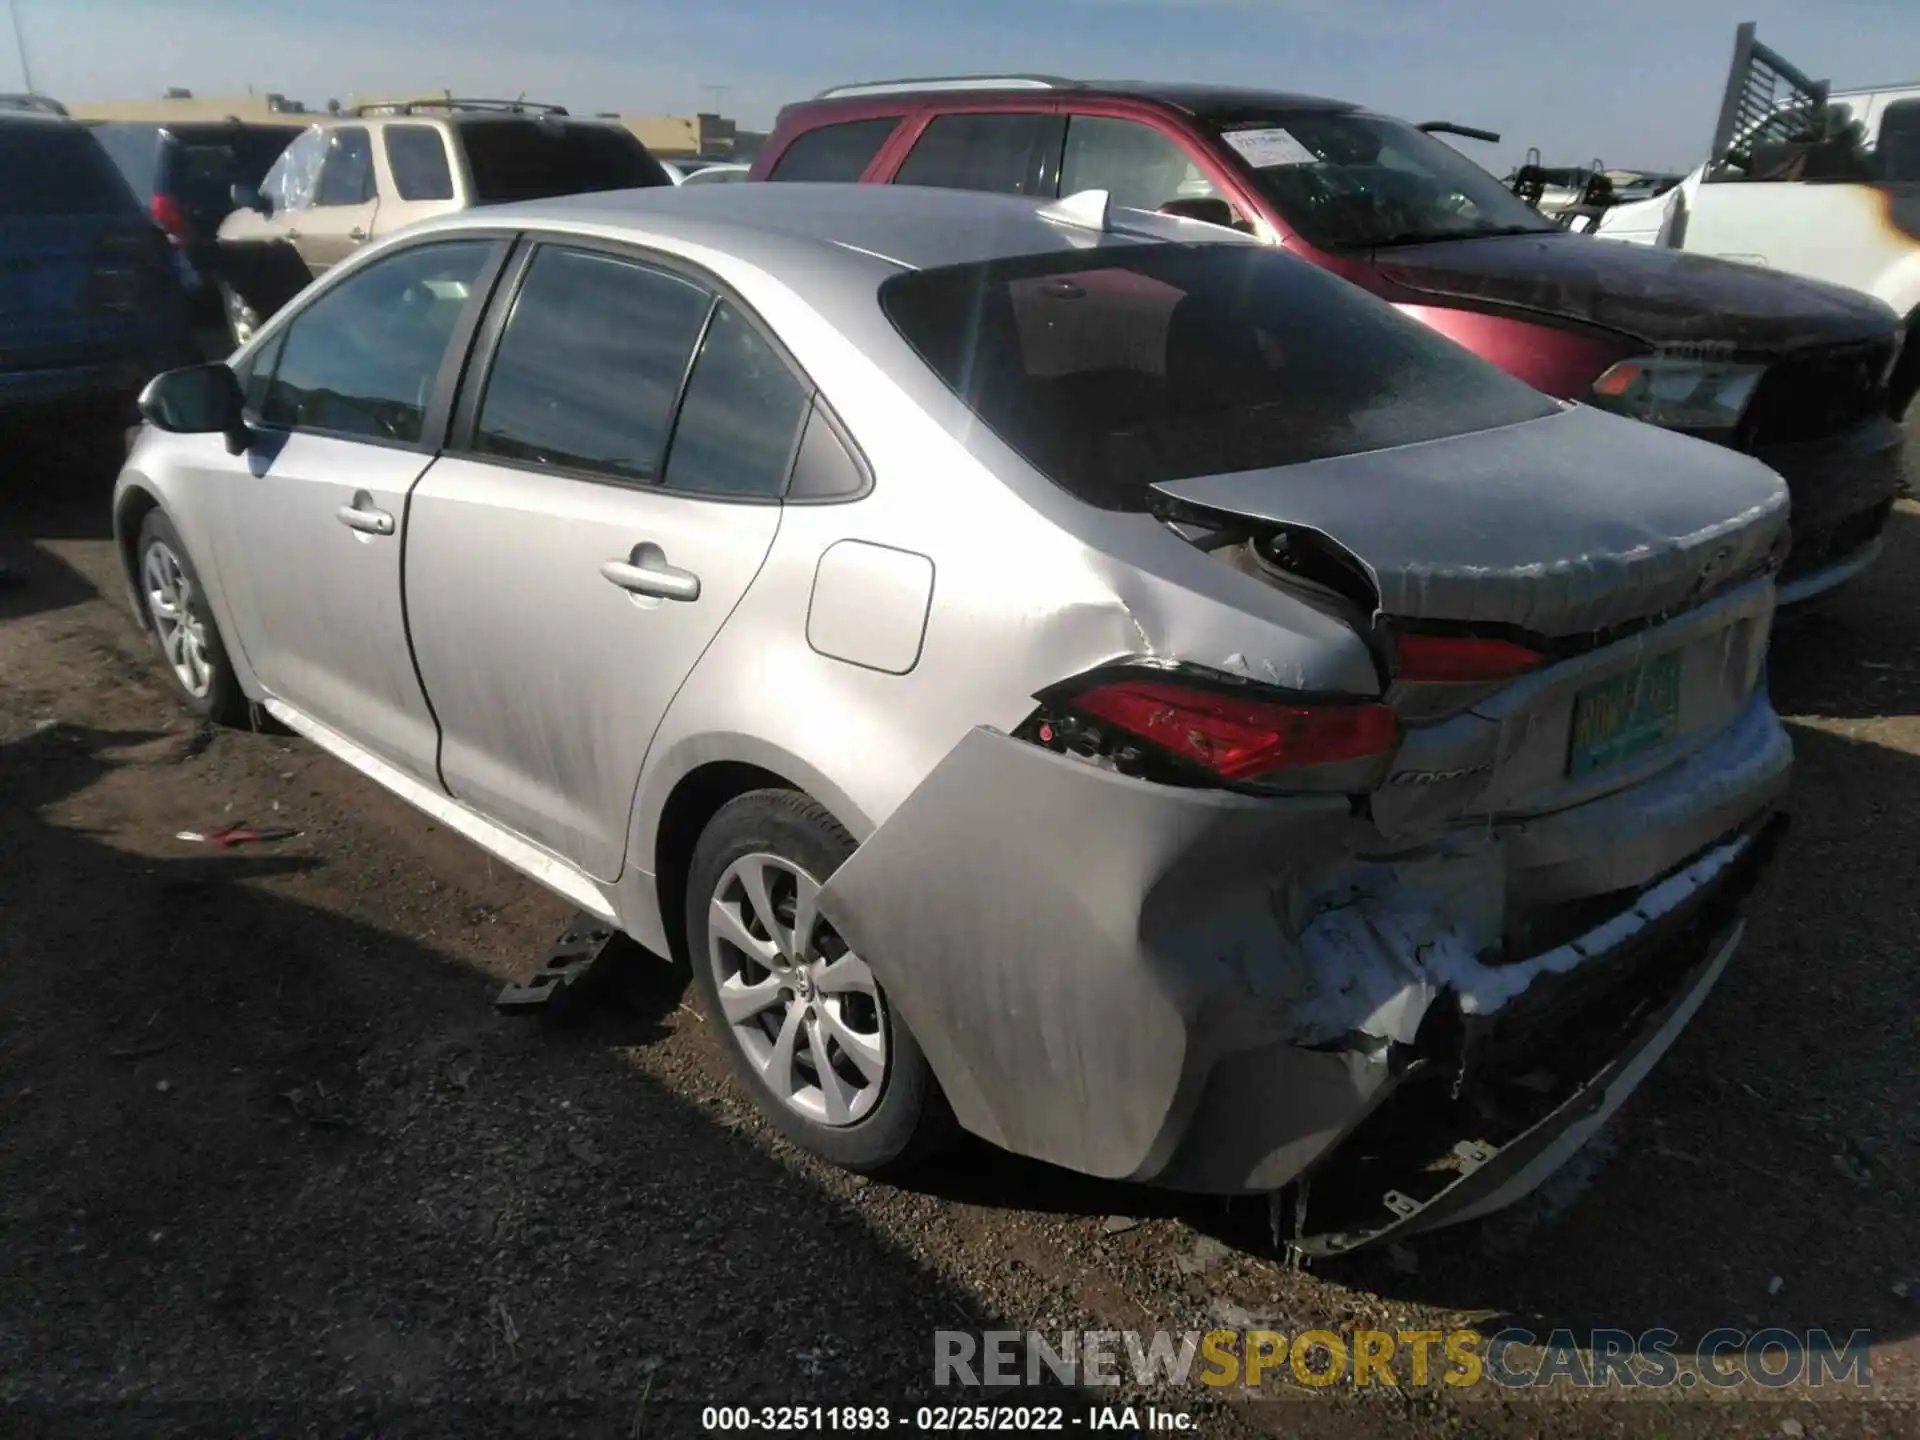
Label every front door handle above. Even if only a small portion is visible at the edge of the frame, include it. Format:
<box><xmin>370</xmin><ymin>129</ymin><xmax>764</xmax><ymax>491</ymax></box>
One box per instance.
<box><xmin>601</xmin><ymin>543</ymin><xmax>700</xmax><ymax>602</ymax></box>
<box><xmin>336</xmin><ymin>500</ymin><xmax>394</xmax><ymax>536</ymax></box>
<box><xmin>348</xmin><ymin>225</ymin><xmax>368</xmax><ymax>241</ymax></box>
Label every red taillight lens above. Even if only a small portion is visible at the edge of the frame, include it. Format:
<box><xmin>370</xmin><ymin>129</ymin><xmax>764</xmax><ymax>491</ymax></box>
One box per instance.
<box><xmin>150</xmin><ymin>193</ymin><xmax>190</xmax><ymax>244</ymax></box>
<box><xmin>1395</xmin><ymin>634</ymin><xmax>1542</xmax><ymax>684</ymax></box>
<box><xmin>1069</xmin><ymin>680</ymin><xmax>1398</xmax><ymax>780</ymax></box>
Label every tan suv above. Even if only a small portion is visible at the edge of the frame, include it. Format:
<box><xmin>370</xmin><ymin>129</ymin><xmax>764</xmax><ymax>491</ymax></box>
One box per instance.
<box><xmin>212</xmin><ymin>99</ymin><xmax>669</xmax><ymax>343</ymax></box>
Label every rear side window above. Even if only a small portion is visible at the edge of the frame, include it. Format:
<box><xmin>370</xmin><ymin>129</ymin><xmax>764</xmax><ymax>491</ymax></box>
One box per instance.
<box><xmin>767</xmin><ymin>118</ymin><xmax>899</xmax><ymax>182</ymax></box>
<box><xmin>894</xmin><ymin>113</ymin><xmax>1057</xmax><ymax>195</ymax></box>
<box><xmin>475</xmin><ymin>246</ymin><xmax>712</xmax><ymax>481</ymax></box>
<box><xmin>385</xmin><ymin>125</ymin><xmax>455</xmax><ymax>201</ymax></box>
<box><xmin>1879</xmin><ymin>99</ymin><xmax>1920</xmax><ymax>182</ymax></box>
<box><xmin>1060</xmin><ymin>116</ymin><xmax>1220</xmax><ymax>213</ymax></box>
<box><xmin>315</xmin><ymin>127</ymin><xmax>375</xmax><ymax>206</ymax></box>
<box><xmin>881</xmin><ymin>243</ymin><xmax>1559</xmax><ymax>510</ymax></box>
<box><xmin>459</xmin><ymin>121</ymin><xmax>668</xmax><ymax>203</ymax></box>
<box><xmin>0</xmin><ymin>123</ymin><xmax>139</xmax><ymax>217</ymax></box>
<box><xmin>260</xmin><ymin>239</ymin><xmax>492</xmax><ymax>443</ymax></box>
<box><xmin>663</xmin><ymin>302</ymin><xmax>810</xmax><ymax>498</ymax></box>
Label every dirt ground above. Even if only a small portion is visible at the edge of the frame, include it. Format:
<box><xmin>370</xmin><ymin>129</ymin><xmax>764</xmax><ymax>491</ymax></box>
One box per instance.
<box><xmin>2</xmin><ymin>430</ymin><xmax>1918</xmax><ymax>1439</ymax></box>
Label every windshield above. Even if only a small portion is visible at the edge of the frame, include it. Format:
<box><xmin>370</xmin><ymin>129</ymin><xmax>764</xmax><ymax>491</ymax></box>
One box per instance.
<box><xmin>1213</xmin><ymin>111</ymin><xmax>1555</xmax><ymax>250</ymax></box>
<box><xmin>882</xmin><ymin>242</ymin><xmax>1557</xmax><ymax>511</ymax></box>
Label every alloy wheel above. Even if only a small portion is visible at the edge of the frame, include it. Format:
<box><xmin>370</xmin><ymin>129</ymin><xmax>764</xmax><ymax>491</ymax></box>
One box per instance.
<box><xmin>142</xmin><ymin>540</ymin><xmax>213</xmax><ymax>699</ymax></box>
<box><xmin>706</xmin><ymin>852</ymin><xmax>887</xmax><ymax>1126</ymax></box>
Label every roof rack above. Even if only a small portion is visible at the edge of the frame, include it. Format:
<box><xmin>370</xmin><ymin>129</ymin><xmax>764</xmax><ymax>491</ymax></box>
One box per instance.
<box><xmin>351</xmin><ymin>96</ymin><xmax>571</xmax><ymax>118</ymax></box>
<box><xmin>0</xmin><ymin>93</ymin><xmax>71</xmax><ymax>117</ymax></box>
<box><xmin>816</xmin><ymin>74</ymin><xmax>1072</xmax><ymax>100</ymax></box>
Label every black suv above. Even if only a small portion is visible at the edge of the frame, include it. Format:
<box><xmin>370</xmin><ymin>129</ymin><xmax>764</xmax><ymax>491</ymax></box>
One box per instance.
<box><xmin>90</xmin><ymin>119</ymin><xmax>303</xmax><ymax>322</ymax></box>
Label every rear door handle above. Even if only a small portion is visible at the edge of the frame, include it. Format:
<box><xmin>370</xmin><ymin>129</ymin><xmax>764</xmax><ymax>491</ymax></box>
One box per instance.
<box><xmin>336</xmin><ymin>501</ymin><xmax>394</xmax><ymax>536</ymax></box>
<box><xmin>601</xmin><ymin>545</ymin><xmax>700</xmax><ymax>602</ymax></box>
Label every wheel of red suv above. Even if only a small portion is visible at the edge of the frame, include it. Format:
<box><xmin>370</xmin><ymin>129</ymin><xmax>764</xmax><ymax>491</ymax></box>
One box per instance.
<box><xmin>219</xmin><ymin>283</ymin><xmax>261</xmax><ymax>349</ymax></box>
<box><xmin>685</xmin><ymin>789</ymin><xmax>954</xmax><ymax>1173</ymax></box>
<box><xmin>136</xmin><ymin>510</ymin><xmax>246</xmax><ymax>725</ymax></box>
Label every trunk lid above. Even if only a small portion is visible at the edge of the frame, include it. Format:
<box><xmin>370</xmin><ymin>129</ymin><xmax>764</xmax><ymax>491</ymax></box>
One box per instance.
<box><xmin>1151</xmin><ymin>404</ymin><xmax>1787</xmax><ymax>639</ymax></box>
<box><xmin>1375</xmin><ymin>229</ymin><xmax>1897</xmax><ymax>351</ymax></box>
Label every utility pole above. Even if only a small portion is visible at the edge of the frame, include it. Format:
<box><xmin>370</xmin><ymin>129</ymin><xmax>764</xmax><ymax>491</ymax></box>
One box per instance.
<box><xmin>9</xmin><ymin>0</ymin><xmax>34</xmax><ymax>94</ymax></box>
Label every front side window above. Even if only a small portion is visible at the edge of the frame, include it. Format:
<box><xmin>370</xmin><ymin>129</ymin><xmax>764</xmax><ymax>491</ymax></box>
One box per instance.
<box><xmin>663</xmin><ymin>302</ymin><xmax>810</xmax><ymax>498</ymax></box>
<box><xmin>259</xmin><ymin>239</ymin><xmax>493</xmax><ymax>443</ymax></box>
<box><xmin>260</xmin><ymin>126</ymin><xmax>327</xmax><ymax>211</ymax></box>
<box><xmin>314</xmin><ymin>127</ymin><xmax>375</xmax><ymax>206</ymax></box>
<box><xmin>894</xmin><ymin>112</ymin><xmax>1056</xmax><ymax>195</ymax></box>
<box><xmin>882</xmin><ymin>243</ymin><xmax>1558</xmax><ymax>510</ymax></box>
<box><xmin>475</xmin><ymin>247</ymin><xmax>712</xmax><ymax>482</ymax></box>
<box><xmin>385</xmin><ymin>125</ymin><xmax>455</xmax><ymax>201</ymax></box>
<box><xmin>1060</xmin><ymin>116</ymin><xmax>1221</xmax><ymax>214</ymax></box>
<box><xmin>767</xmin><ymin>118</ymin><xmax>899</xmax><ymax>182</ymax></box>
<box><xmin>1214</xmin><ymin>111</ymin><xmax>1553</xmax><ymax>249</ymax></box>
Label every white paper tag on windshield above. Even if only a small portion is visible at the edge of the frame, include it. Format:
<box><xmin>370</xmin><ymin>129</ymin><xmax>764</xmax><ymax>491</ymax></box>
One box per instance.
<box><xmin>1223</xmin><ymin>126</ymin><xmax>1317</xmax><ymax>168</ymax></box>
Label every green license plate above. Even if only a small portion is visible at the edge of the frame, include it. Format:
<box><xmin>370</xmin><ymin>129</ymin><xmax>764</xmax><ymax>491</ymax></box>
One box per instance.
<box><xmin>1568</xmin><ymin>652</ymin><xmax>1682</xmax><ymax>778</ymax></box>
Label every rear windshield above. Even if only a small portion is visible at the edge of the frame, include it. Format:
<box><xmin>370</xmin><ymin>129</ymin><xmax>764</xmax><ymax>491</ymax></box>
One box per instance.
<box><xmin>881</xmin><ymin>242</ymin><xmax>1558</xmax><ymax>510</ymax></box>
<box><xmin>459</xmin><ymin>120</ymin><xmax>669</xmax><ymax>202</ymax></box>
<box><xmin>171</xmin><ymin>128</ymin><xmax>298</xmax><ymax>205</ymax></box>
<box><xmin>0</xmin><ymin>123</ymin><xmax>140</xmax><ymax>217</ymax></box>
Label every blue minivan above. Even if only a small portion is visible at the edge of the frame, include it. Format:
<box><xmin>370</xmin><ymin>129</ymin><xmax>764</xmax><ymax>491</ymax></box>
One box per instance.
<box><xmin>0</xmin><ymin>104</ymin><xmax>195</xmax><ymax>428</ymax></box>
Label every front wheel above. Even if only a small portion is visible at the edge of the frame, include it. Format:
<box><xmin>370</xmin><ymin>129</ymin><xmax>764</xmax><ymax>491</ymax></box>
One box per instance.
<box><xmin>685</xmin><ymin>789</ymin><xmax>953</xmax><ymax>1174</ymax></box>
<box><xmin>136</xmin><ymin>510</ymin><xmax>247</xmax><ymax>725</ymax></box>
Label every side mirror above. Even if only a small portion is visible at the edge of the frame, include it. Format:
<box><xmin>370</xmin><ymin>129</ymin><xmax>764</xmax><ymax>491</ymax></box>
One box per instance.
<box><xmin>1157</xmin><ymin>197</ymin><xmax>1240</xmax><ymax>230</ymax></box>
<box><xmin>231</xmin><ymin>182</ymin><xmax>268</xmax><ymax>214</ymax></box>
<box><xmin>138</xmin><ymin>363</ymin><xmax>252</xmax><ymax>455</ymax></box>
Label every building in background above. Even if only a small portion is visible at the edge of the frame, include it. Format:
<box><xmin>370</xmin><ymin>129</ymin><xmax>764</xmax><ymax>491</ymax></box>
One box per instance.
<box><xmin>610</xmin><ymin>110</ymin><xmax>763</xmax><ymax>159</ymax></box>
<box><xmin>70</xmin><ymin>88</ymin><xmax>322</xmax><ymax>123</ymax></box>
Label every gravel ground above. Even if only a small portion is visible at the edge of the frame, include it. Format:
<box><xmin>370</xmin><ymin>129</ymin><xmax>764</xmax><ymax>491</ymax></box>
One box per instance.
<box><xmin>2</xmin><ymin>432</ymin><xmax>1917</xmax><ymax>1439</ymax></box>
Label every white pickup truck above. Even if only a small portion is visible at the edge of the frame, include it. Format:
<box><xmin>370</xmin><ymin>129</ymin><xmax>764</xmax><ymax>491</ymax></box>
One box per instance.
<box><xmin>1596</xmin><ymin>24</ymin><xmax>1920</xmax><ymax>416</ymax></box>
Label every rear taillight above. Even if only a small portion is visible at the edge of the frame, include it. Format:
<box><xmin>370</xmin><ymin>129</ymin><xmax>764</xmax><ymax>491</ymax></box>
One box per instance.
<box><xmin>1394</xmin><ymin>634</ymin><xmax>1542</xmax><ymax>684</ymax></box>
<box><xmin>1037</xmin><ymin>672</ymin><xmax>1398</xmax><ymax>786</ymax></box>
<box><xmin>150</xmin><ymin>193</ymin><xmax>190</xmax><ymax>245</ymax></box>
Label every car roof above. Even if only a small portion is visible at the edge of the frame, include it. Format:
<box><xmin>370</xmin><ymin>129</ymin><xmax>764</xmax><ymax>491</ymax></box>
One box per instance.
<box><xmin>801</xmin><ymin>78</ymin><xmax>1356</xmax><ymax>118</ymax></box>
<box><xmin>428</xmin><ymin>181</ymin><xmax>1255</xmax><ymax>281</ymax></box>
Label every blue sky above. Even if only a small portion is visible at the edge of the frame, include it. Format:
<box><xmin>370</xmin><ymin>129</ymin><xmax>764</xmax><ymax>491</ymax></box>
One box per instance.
<box><xmin>14</xmin><ymin>0</ymin><xmax>1920</xmax><ymax>172</ymax></box>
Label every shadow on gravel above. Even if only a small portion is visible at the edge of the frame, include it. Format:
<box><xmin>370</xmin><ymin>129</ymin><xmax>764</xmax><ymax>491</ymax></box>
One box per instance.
<box><xmin>0</xmin><ymin>724</ymin><xmax>1045</xmax><ymax>1435</ymax></box>
<box><xmin>0</xmin><ymin>422</ymin><xmax>122</xmax><ymax>544</ymax></box>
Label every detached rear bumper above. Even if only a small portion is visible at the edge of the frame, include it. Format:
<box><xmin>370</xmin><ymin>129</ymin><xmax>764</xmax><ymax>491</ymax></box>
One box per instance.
<box><xmin>818</xmin><ymin>698</ymin><xmax>1789</xmax><ymax>1234</ymax></box>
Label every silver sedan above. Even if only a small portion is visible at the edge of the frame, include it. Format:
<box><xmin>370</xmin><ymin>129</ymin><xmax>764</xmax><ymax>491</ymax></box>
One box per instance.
<box><xmin>114</xmin><ymin>183</ymin><xmax>1792</xmax><ymax>1253</ymax></box>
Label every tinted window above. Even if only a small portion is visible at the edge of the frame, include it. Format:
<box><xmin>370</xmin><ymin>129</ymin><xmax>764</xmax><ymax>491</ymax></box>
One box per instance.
<box><xmin>261</xmin><ymin>240</ymin><xmax>492</xmax><ymax>442</ymax></box>
<box><xmin>882</xmin><ymin>243</ymin><xmax>1559</xmax><ymax>510</ymax></box>
<box><xmin>385</xmin><ymin>125</ymin><xmax>454</xmax><ymax>201</ymax></box>
<box><xmin>1879</xmin><ymin>99</ymin><xmax>1920</xmax><ymax>182</ymax></box>
<box><xmin>786</xmin><ymin>403</ymin><xmax>868</xmax><ymax>501</ymax></box>
<box><xmin>663</xmin><ymin>302</ymin><xmax>810</xmax><ymax>498</ymax></box>
<box><xmin>475</xmin><ymin>247</ymin><xmax>711</xmax><ymax>481</ymax></box>
<box><xmin>90</xmin><ymin>123</ymin><xmax>160</xmax><ymax>197</ymax></box>
<box><xmin>260</xmin><ymin>127</ymin><xmax>326</xmax><ymax>210</ymax></box>
<box><xmin>895</xmin><ymin>113</ymin><xmax>1053</xmax><ymax>195</ymax></box>
<box><xmin>1061</xmin><ymin>116</ymin><xmax>1221</xmax><ymax>213</ymax></box>
<box><xmin>0</xmin><ymin>123</ymin><xmax>140</xmax><ymax>217</ymax></box>
<box><xmin>315</xmin><ymin>127</ymin><xmax>374</xmax><ymax>206</ymax></box>
<box><xmin>169</xmin><ymin>127</ymin><xmax>298</xmax><ymax>206</ymax></box>
<box><xmin>1215</xmin><ymin>111</ymin><xmax>1553</xmax><ymax>248</ymax></box>
<box><xmin>767</xmin><ymin>118</ymin><xmax>899</xmax><ymax>182</ymax></box>
<box><xmin>459</xmin><ymin>121</ymin><xmax>668</xmax><ymax>203</ymax></box>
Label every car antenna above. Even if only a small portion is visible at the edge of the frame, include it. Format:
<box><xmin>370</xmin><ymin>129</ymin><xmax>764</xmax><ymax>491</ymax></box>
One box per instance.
<box><xmin>1036</xmin><ymin>188</ymin><xmax>1111</xmax><ymax>233</ymax></box>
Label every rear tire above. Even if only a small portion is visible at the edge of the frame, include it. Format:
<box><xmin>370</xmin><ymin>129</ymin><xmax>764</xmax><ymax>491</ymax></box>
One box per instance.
<box><xmin>136</xmin><ymin>510</ymin><xmax>247</xmax><ymax>725</ymax></box>
<box><xmin>685</xmin><ymin>789</ymin><xmax>954</xmax><ymax>1174</ymax></box>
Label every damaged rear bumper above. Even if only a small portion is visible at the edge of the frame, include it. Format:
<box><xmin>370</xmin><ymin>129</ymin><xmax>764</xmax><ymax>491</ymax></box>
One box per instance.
<box><xmin>817</xmin><ymin>698</ymin><xmax>1790</xmax><ymax>1231</ymax></box>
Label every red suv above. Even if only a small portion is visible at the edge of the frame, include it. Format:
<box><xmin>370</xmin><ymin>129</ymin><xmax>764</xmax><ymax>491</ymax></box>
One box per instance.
<box><xmin>752</xmin><ymin>78</ymin><xmax>1910</xmax><ymax>604</ymax></box>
